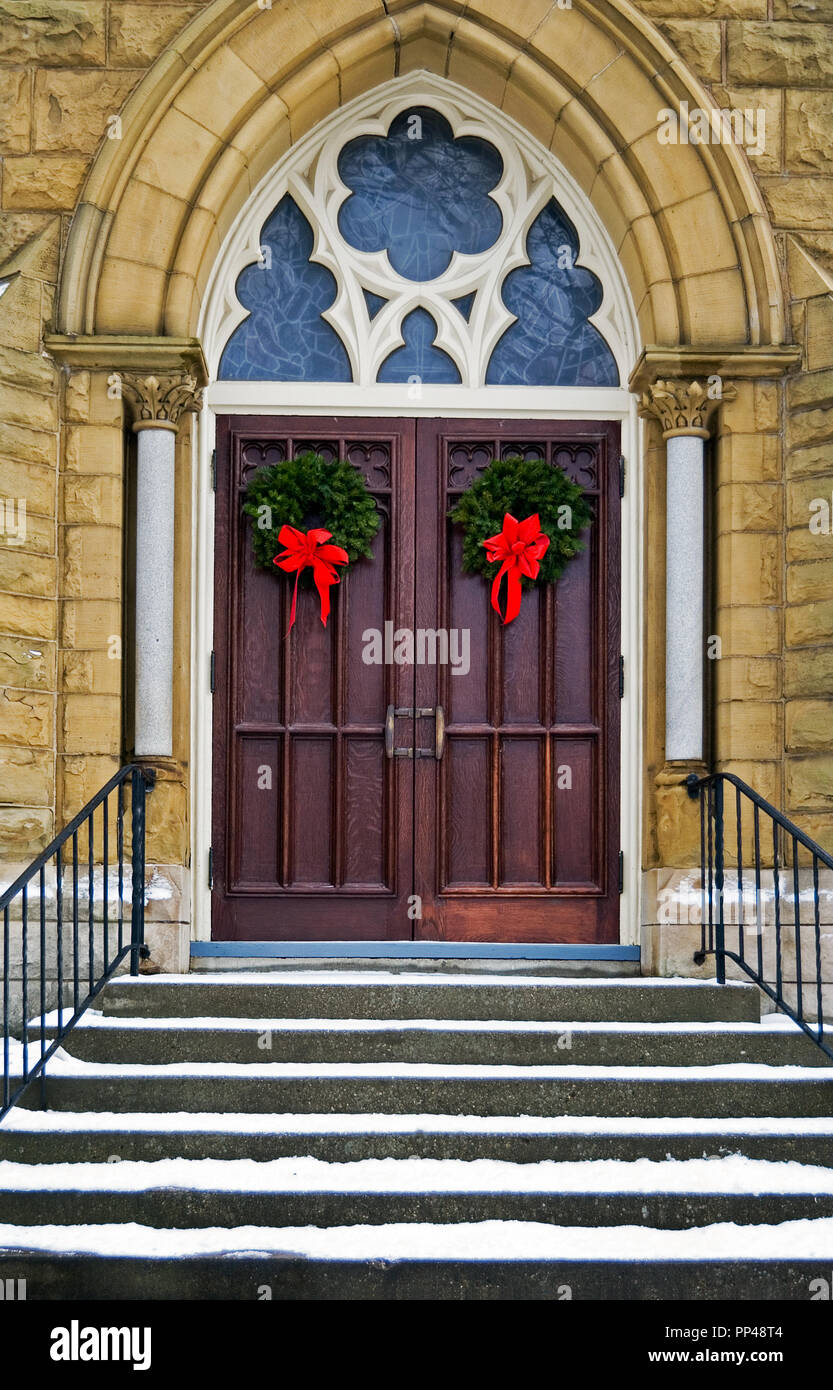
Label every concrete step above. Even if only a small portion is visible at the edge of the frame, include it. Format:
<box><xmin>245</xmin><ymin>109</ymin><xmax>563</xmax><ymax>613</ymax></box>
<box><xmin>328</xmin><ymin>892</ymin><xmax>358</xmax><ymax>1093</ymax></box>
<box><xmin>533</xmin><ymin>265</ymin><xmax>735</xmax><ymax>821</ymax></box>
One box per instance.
<box><xmin>12</xmin><ymin>1061</ymin><xmax>833</xmax><ymax>1116</ymax></box>
<box><xmin>4</xmin><ymin>1111</ymin><xmax>833</xmax><ymax>1166</ymax></box>
<box><xmin>0</xmin><ymin>1235</ymin><xmax>829</xmax><ymax>1300</ymax></box>
<box><xmin>2</xmin><ymin>1155</ymin><xmax>833</xmax><ymax>1230</ymax></box>
<box><xmin>98</xmin><ymin>973</ymin><xmax>761</xmax><ymax>1023</ymax></box>
<box><xmin>38</xmin><ymin>1013</ymin><xmax>829</xmax><ymax>1067</ymax></box>
<box><xmin>190</xmin><ymin>955</ymin><xmax>641</xmax><ymax>977</ymax></box>
<box><xmin>5</xmin><ymin>963</ymin><xmax>831</xmax><ymax>1303</ymax></box>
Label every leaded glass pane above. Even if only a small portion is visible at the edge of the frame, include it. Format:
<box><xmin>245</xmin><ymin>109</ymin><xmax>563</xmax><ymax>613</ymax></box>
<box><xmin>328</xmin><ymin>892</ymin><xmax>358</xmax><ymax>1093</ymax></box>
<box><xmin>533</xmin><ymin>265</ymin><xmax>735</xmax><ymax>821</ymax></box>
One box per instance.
<box><xmin>337</xmin><ymin>107</ymin><xmax>503</xmax><ymax>281</ymax></box>
<box><xmin>218</xmin><ymin>195</ymin><xmax>351</xmax><ymax>381</ymax></box>
<box><xmin>377</xmin><ymin>308</ymin><xmax>461</xmax><ymax>383</ymax></box>
<box><xmin>486</xmin><ymin>201</ymin><xmax>619</xmax><ymax>387</ymax></box>
<box><xmin>363</xmin><ymin>290</ymin><xmax>387</xmax><ymax>320</ymax></box>
<box><xmin>452</xmin><ymin>292</ymin><xmax>476</xmax><ymax>322</ymax></box>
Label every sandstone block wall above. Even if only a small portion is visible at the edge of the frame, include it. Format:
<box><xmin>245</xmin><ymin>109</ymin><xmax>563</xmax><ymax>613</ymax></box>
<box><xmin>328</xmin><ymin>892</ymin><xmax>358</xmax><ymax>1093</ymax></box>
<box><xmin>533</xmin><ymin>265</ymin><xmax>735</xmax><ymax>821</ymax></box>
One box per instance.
<box><xmin>0</xmin><ymin>0</ymin><xmax>830</xmax><ymax>910</ymax></box>
<box><xmin>0</xmin><ymin>2</ymin><xmax>203</xmax><ymax>875</ymax></box>
<box><xmin>627</xmin><ymin>2</ymin><xmax>833</xmax><ymax>864</ymax></box>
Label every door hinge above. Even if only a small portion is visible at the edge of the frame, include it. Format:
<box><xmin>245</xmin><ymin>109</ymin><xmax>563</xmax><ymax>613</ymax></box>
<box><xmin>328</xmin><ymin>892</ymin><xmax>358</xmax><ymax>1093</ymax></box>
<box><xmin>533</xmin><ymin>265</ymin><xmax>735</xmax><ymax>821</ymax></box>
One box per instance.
<box><xmin>207</xmin><ymin>846</ymin><xmax>214</xmax><ymax>890</ymax></box>
<box><xmin>210</xmin><ymin>448</ymin><xmax>216</xmax><ymax>491</ymax></box>
<box><xmin>619</xmin><ymin>454</ymin><xmax>625</xmax><ymax>497</ymax></box>
<box><xmin>209</xmin><ymin>650</ymin><xmax>215</xmax><ymax>693</ymax></box>
<box><xmin>618</xmin><ymin>850</ymin><xmax>624</xmax><ymax>894</ymax></box>
<box><xmin>619</xmin><ymin>654</ymin><xmax>625</xmax><ymax>699</ymax></box>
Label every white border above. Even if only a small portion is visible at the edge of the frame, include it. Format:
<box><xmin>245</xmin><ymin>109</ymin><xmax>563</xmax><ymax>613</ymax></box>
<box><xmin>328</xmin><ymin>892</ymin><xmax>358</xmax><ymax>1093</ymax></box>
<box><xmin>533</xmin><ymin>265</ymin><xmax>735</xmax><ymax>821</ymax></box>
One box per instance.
<box><xmin>193</xmin><ymin>74</ymin><xmax>643</xmax><ymax>947</ymax></box>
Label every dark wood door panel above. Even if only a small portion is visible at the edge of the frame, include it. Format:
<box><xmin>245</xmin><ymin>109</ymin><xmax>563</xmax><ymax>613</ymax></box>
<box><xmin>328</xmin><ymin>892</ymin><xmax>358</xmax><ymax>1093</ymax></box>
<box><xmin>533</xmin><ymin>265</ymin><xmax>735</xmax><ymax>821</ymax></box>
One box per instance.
<box><xmin>212</xmin><ymin>414</ymin><xmax>620</xmax><ymax>943</ymax></box>
<box><xmin>413</xmin><ymin>419</ymin><xmax>621</xmax><ymax>943</ymax></box>
<box><xmin>211</xmin><ymin>416</ymin><xmax>416</xmax><ymax>941</ymax></box>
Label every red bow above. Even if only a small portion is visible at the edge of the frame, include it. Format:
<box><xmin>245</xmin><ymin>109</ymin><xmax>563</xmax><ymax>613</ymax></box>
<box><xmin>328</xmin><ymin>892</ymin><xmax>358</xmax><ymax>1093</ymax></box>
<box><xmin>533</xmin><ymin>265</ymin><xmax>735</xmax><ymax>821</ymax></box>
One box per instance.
<box><xmin>482</xmin><ymin>513</ymin><xmax>550</xmax><ymax>625</ymax></box>
<box><xmin>273</xmin><ymin>525</ymin><xmax>349</xmax><ymax>633</ymax></box>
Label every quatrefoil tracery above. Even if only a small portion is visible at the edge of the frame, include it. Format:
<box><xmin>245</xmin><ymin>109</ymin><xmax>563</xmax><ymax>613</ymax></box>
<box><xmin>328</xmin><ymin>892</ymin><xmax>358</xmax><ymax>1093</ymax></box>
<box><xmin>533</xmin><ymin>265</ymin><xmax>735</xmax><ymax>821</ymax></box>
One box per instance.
<box><xmin>286</xmin><ymin>96</ymin><xmax>552</xmax><ymax>387</ymax></box>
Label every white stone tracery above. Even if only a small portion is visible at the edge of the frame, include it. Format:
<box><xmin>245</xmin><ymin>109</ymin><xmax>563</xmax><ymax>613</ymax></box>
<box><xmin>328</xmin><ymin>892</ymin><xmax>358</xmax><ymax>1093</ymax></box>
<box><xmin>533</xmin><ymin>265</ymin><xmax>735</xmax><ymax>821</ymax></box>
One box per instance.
<box><xmin>204</xmin><ymin>73</ymin><xmax>633</xmax><ymax>388</ymax></box>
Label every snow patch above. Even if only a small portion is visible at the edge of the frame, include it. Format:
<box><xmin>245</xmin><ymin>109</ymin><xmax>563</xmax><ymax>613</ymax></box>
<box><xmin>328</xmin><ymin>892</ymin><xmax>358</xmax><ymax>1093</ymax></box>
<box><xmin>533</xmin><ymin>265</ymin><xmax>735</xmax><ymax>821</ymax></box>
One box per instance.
<box><xmin>104</xmin><ymin>970</ymin><xmax>738</xmax><ymax>988</ymax></box>
<box><xmin>5</xmin><ymin>1042</ymin><xmax>832</xmax><ymax>1081</ymax></box>
<box><xmin>4</xmin><ymin>1110</ymin><xmax>833</xmax><ymax>1136</ymax></box>
<box><xmin>1</xmin><ymin>1153</ymin><xmax>833</xmax><ymax>1195</ymax></box>
<box><xmin>2</xmin><ymin>1216</ymin><xmax>833</xmax><ymax>1261</ymax></box>
<box><xmin>29</xmin><ymin>1010</ymin><xmax>805</xmax><ymax>1035</ymax></box>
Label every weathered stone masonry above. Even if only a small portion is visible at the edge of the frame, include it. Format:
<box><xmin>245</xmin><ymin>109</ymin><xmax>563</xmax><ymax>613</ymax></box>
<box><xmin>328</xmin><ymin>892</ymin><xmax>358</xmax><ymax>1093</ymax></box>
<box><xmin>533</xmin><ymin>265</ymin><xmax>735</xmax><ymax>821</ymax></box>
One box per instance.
<box><xmin>0</xmin><ymin>1</ymin><xmax>831</xmax><ymax>972</ymax></box>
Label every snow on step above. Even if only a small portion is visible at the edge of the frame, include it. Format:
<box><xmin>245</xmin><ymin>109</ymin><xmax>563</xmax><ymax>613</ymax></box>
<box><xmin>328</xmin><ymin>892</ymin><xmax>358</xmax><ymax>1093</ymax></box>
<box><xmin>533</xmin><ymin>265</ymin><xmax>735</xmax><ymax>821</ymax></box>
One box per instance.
<box><xmin>105</xmin><ymin>971</ymin><xmax>735</xmax><ymax>987</ymax></box>
<box><xmin>6</xmin><ymin>1041</ymin><xmax>832</xmax><ymax>1080</ymax></box>
<box><xmin>6</xmin><ymin>1110</ymin><xmax>833</xmax><ymax>1136</ymax></box>
<box><xmin>3</xmin><ymin>1154</ymin><xmax>833</xmax><ymax>1194</ymax></box>
<box><xmin>3</xmin><ymin>1216</ymin><xmax>833</xmax><ymax>1260</ymax></box>
<box><xmin>32</xmin><ymin>1009</ymin><xmax>805</xmax><ymax>1035</ymax></box>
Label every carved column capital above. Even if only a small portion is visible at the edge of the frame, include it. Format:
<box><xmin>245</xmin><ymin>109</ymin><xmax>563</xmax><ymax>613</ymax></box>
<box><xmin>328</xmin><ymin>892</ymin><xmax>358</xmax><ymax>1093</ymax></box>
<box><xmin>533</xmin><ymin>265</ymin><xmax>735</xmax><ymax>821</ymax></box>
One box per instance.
<box><xmin>638</xmin><ymin>377</ymin><xmax>736</xmax><ymax>439</ymax></box>
<box><xmin>120</xmin><ymin>372</ymin><xmax>203</xmax><ymax>431</ymax></box>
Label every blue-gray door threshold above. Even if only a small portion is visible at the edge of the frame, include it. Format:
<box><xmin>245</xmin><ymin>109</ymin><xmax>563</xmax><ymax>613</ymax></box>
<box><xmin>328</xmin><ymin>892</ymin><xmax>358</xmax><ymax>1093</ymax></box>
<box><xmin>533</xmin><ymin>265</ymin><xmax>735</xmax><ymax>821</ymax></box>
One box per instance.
<box><xmin>191</xmin><ymin>942</ymin><xmax>640</xmax><ymax>960</ymax></box>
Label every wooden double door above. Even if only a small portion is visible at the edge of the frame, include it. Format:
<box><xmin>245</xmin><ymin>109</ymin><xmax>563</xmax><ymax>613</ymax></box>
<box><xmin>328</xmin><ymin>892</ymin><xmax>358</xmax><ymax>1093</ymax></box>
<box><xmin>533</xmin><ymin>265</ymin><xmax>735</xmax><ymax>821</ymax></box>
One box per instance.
<box><xmin>212</xmin><ymin>416</ymin><xmax>621</xmax><ymax>942</ymax></box>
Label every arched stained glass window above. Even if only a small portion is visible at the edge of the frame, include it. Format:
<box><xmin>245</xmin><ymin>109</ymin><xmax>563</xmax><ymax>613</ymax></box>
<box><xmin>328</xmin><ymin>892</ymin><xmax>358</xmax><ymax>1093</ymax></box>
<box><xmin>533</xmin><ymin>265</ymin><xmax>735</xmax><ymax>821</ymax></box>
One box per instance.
<box><xmin>217</xmin><ymin>100</ymin><xmax>620</xmax><ymax>388</ymax></box>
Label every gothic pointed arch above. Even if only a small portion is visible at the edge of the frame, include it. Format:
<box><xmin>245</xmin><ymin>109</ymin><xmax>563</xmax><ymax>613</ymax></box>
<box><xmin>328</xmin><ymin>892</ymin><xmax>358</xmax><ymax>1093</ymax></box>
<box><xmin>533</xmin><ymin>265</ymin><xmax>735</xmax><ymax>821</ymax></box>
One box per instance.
<box><xmin>52</xmin><ymin>0</ymin><xmax>786</xmax><ymax>355</ymax></box>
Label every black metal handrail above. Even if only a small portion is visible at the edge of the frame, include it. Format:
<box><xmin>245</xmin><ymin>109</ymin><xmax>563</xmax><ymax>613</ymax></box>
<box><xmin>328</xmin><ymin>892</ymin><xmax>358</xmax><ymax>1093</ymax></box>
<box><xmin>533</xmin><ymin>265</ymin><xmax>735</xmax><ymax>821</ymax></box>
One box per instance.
<box><xmin>1</xmin><ymin>764</ymin><xmax>155</xmax><ymax>1122</ymax></box>
<box><xmin>687</xmin><ymin>771</ymin><xmax>832</xmax><ymax>1061</ymax></box>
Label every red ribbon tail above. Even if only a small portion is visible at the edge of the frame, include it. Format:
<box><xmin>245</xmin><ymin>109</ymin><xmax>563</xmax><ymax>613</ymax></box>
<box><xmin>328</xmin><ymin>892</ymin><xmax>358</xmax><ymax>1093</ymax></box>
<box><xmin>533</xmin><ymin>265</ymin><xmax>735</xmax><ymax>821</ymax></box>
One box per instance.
<box><xmin>490</xmin><ymin>559</ymin><xmax>511</xmax><ymax>622</ymax></box>
<box><xmin>489</xmin><ymin>558</ymin><xmax>523</xmax><ymax>625</ymax></box>
<box><xmin>503</xmin><ymin>565</ymin><xmax>522</xmax><ymax>625</ymax></box>
<box><xmin>313</xmin><ymin>562</ymin><xmax>338</xmax><ymax>627</ymax></box>
<box><xmin>286</xmin><ymin>566</ymin><xmax>302</xmax><ymax>637</ymax></box>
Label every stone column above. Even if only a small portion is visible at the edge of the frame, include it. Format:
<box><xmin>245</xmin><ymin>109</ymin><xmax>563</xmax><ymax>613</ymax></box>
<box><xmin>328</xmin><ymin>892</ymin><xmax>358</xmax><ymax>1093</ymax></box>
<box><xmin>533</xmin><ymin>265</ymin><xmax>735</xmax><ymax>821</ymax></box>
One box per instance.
<box><xmin>640</xmin><ymin>379</ymin><xmax>732</xmax><ymax>765</ymax></box>
<box><xmin>121</xmin><ymin>374</ymin><xmax>202</xmax><ymax>757</ymax></box>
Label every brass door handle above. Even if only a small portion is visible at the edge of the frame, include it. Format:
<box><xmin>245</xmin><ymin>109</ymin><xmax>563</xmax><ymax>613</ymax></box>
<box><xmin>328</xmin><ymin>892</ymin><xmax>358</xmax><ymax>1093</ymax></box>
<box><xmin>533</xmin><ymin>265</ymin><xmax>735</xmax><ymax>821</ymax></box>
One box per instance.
<box><xmin>435</xmin><ymin>705</ymin><xmax>445</xmax><ymax>760</ymax></box>
<box><xmin>385</xmin><ymin>705</ymin><xmax>445</xmax><ymax>759</ymax></box>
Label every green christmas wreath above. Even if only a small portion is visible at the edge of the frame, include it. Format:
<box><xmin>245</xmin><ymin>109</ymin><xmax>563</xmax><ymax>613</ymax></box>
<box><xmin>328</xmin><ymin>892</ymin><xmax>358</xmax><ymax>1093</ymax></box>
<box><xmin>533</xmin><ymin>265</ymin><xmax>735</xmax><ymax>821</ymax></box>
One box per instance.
<box><xmin>449</xmin><ymin>455</ymin><xmax>593</xmax><ymax>589</ymax></box>
<box><xmin>242</xmin><ymin>450</ymin><xmax>380</xmax><ymax>574</ymax></box>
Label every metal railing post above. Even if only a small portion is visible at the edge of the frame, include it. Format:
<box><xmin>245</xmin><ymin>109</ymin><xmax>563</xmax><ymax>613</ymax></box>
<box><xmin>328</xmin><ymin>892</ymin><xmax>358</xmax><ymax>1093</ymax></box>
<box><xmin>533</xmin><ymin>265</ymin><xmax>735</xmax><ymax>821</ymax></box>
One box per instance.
<box><xmin>714</xmin><ymin>777</ymin><xmax>726</xmax><ymax>985</ymax></box>
<box><xmin>686</xmin><ymin>770</ymin><xmax>833</xmax><ymax>1059</ymax></box>
<box><xmin>1</xmin><ymin>763</ymin><xmax>156</xmax><ymax>1123</ymax></box>
<box><xmin>130</xmin><ymin>767</ymin><xmax>148</xmax><ymax>977</ymax></box>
